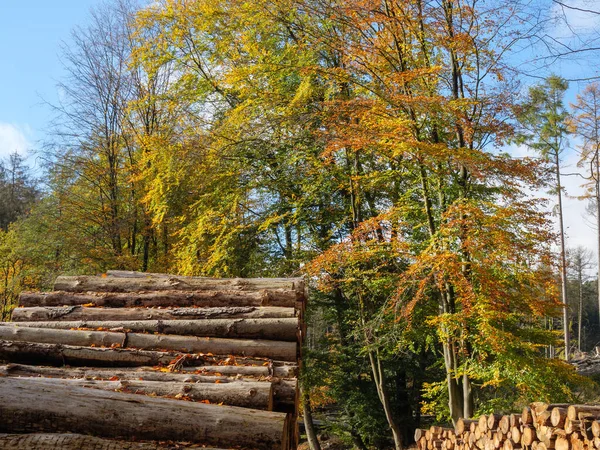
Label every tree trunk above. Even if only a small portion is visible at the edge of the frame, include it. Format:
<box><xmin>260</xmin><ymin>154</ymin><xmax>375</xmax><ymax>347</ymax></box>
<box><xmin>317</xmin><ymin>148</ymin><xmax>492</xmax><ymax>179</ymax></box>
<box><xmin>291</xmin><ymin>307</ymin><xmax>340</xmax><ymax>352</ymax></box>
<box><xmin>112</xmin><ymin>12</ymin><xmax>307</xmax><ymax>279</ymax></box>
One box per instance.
<box><xmin>54</xmin><ymin>275</ymin><xmax>305</xmax><ymax>294</ymax></box>
<box><xmin>3</xmin><ymin>318</ymin><xmax>298</xmax><ymax>341</ymax></box>
<box><xmin>5</xmin><ymin>376</ymin><xmax>274</xmax><ymax>410</ymax></box>
<box><xmin>367</xmin><ymin>348</ymin><xmax>404</xmax><ymax>450</ymax></box>
<box><xmin>556</xmin><ymin>150</ymin><xmax>570</xmax><ymax>361</ymax></box>
<box><xmin>0</xmin><ymin>433</ymin><xmax>177</xmax><ymax>449</ymax></box>
<box><xmin>578</xmin><ymin>269</ymin><xmax>583</xmax><ymax>352</ymax></box>
<box><xmin>463</xmin><ymin>372</ymin><xmax>473</xmax><ymax>418</ymax></box>
<box><xmin>301</xmin><ymin>387</ymin><xmax>321</xmax><ymax>450</ymax></box>
<box><xmin>11</xmin><ymin>306</ymin><xmax>295</xmax><ymax>322</ymax></box>
<box><xmin>0</xmin><ymin>377</ymin><xmax>291</xmax><ymax>450</ymax></box>
<box><xmin>19</xmin><ymin>290</ymin><xmax>298</xmax><ymax>308</ymax></box>
<box><xmin>0</xmin><ymin>325</ymin><xmax>297</xmax><ymax>361</ymax></box>
<box><xmin>596</xmin><ymin>175</ymin><xmax>600</xmax><ymax>331</ymax></box>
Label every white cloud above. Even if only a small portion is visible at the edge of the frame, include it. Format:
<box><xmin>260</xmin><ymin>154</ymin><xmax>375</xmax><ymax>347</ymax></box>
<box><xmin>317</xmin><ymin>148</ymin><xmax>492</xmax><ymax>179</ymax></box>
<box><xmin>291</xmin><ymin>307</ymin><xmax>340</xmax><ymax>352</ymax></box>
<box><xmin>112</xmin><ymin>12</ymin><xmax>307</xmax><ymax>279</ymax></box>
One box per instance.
<box><xmin>0</xmin><ymin>123</ymin><xmax>32</xmax><ymax>159</ymax></box>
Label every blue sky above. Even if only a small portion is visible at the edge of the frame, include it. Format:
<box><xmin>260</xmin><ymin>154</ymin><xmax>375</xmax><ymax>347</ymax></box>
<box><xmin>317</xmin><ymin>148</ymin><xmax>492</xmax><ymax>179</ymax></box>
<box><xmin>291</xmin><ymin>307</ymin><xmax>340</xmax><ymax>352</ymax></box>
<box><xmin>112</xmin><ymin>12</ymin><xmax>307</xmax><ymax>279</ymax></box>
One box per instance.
<box><xmin>0</xmin><ymin>1</ymin><xmax>98</xmax><ymax>161</ymax></box>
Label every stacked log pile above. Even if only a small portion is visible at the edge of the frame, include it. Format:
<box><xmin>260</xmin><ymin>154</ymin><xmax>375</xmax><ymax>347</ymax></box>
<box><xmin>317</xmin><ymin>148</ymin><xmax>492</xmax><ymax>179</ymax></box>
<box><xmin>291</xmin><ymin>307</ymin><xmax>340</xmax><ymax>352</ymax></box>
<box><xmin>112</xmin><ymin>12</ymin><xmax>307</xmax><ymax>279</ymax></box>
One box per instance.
<box><xmin>0</xmin><ymin>271</ymin><xmax>305</xmax><ymax>450</ymax></box>
<box><xmin>415</xmin><ymin>403</ymin><xmax>600</xmax><ymax>450</ymax></box>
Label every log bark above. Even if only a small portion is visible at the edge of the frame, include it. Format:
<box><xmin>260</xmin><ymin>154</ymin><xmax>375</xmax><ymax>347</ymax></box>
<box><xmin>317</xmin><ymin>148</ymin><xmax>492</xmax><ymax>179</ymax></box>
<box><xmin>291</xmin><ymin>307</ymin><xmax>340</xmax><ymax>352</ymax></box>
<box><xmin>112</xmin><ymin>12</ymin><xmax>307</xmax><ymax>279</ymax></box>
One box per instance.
<box><xmin>0</xmin><ymin>377</ymin><xmax>291</xmax><ymax>449</ymax></box>
<box><xmin>11</xmin><ymin>306</ymin><xmax>295</xmax><ymax>322</ymax></box>
<box><xmin>0</xmin><ymin>340</ymin><xmax>297</xmax><ymax>372</ymax></box>
<box><xmin>19</xmin><ymin>290</ymin><xmax>298</xmax><ymax>308</ymax></box>
<box><xmin>0</xmin><ymin>364</ymin><xmax>297</xmax><ymax>410</ymax></box>
<box><xmin>456</xmin><ymin>419</ymin><xmax>477</xmax><ymax>435</ymax></box>
<box><xmin>191</xmin><ymin>364</ymin><xmax>297</xmax><ymax>378</ymax></box>
<box><xmin>0</xmin><ymin>433</ymin><xmax>175</xmax><ymax>449</ymax></box>
<box><xmin>567</xmin><ymin>405</ymin><xmax>600</xmax><ymax>421</ymax></box>
<box><xmin>488</xmin><ymin>414</ymin><xmax>503</xmax><ymax>431</ymax></box>
<box><xmin>509</xmin><ymin>414</ymin><xmax>521</xmax><ymax>428</ymax></box>
<box><xmin>3</xmin><ymin>318</ymin><xmax>299</xmax><ymax>341</ymax></box>
<box><xmin>0</xmin><ymin>325</ymin><xmax>297</xmax><ymax>361</ymax></box>
<box><xmin>551</xmin><ymin>408</ymin><xmax>568</xmax><ymax>428</ymax></box>
<box><xmin>54</xmin><ymin>275</ymin><xmax>305</xmax><ymax>294</ymax></box>
<box><xmin>12</xmin><ymin>376</ymin><xmax>274</xmax><ymax>410</ymax></box>
<box><xmin>0</xmin><ymin>340</ymin><xmax>184</xmax><ymax>367</ymax></box>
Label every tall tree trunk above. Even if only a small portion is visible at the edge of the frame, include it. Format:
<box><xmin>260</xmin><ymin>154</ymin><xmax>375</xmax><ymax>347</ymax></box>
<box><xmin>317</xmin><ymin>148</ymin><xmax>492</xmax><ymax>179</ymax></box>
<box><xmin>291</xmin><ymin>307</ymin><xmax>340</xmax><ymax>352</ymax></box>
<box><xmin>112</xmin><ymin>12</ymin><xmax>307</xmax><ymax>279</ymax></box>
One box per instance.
<box><xmin>556</xmin><ymin>150</ymin><xmax>570</xmax><ymax>361</ymax></box>
<box><xmin>301</xmin><ymin>387</ymin><xmax>321</xmax><ymax>450</ymax></box>
<box><xmin>579</xmin><ymin>267</ymin><xmax>583</xmax><ymax>352</ymax></box>
<box><xmin>443</xmin><ymin>340</ymin><xmax>463</xmax><ymax>426</ymax></box>
<box><xmin>596</xmin><ymin>167</ymin><xmax>600</xmax><ymax>330</ymax></box>
<box><xmin>367</xmin><ymin>347</ymin><xmax>403</xmax><ymax>450</ymax></box>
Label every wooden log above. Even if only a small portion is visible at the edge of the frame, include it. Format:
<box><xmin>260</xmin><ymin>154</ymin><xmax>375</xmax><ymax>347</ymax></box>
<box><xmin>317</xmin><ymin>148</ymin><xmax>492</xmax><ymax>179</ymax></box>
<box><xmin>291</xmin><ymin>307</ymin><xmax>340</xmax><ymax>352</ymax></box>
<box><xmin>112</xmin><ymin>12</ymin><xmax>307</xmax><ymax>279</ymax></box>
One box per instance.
<box><xmin>493</xmin><ymin>432</ymin><xmax>504</xmax><ymax>448</ymax></box>
<box><xmin>3</xmin><ymin>318</ymin><xmax>299</xmax><ymax>341</ymax></box>
<box><xmin>565</xmin><ymin>418</ymin><xmax>582</xmax><ymax>434</ymax></box>
<box><xmin>14</xmin><ymin>376</ymin><xmax>274</xmax><ymax>410</ymax></box>
<box><xmin>0</xmin><ymin>433</ymin><xmax>175</xmax><ymax>449</ymax></box>
<box><xmin>431</xmin><ymin>426</ymin><xmax>444</xmax><ymax>439</ymax></box>
<box><xmin>568</xmin><ymin>406</ymin><xmax>600</xmax><ymax>422</ymax></box>
<box><xmin>480</xmin><ymin>416</ymin><xmax>489</xmax><ymax>434</ymax></box>
<box><xmin>536</xmin><ymin>411</ymin><xmax>553</xmax><ymax>427</ymax></box>
<box><xmin>0</xmin><ymin>340</ymin><xmax>297</xmax><ymax>372</ymax></box>
<box><xmin>510</xmin><ymin>428</ymin><xmax>521</xmax><ymax>446</ymax></box>
<box><xmin>555</xmin><ymin>436</ymin><xmax>570</xmax><ymax>450</ymax></box>
<box><xmin>552</xmin><ymin>408</ymin><xmax>569</xmax><ymax>428</ymax></box>
<box><xmin>11</xmin><ymin>306</ymin><xmax>295</xmax><ymax>322</ymax></box>
<box><xmin>54</xmin><ymin>275</ymin><xmax>305</xmax><ymax>294</ymax></box>
<box><xmin>488</xmin><ymin>415</ymin><xmax>503</xmax><ymax>431</ymax></box>
<box><xmin>592</xmin><ymin>420</ymin><xmax>600</xmax><ymax>438</ymax></box>
<box><xmin>19</xmin><ymin>290</ymin><xmax>299</xmax><ymax>308</ymax></box>
<box><xmin>522</xmin><ymin>408</ymin><xmax>534</xmax><ymax>426</ymax></box>
<box><xmin>499</xmin><ymin>416</ymin><xmax>510</xmax><ymax>435</ymax></box>
<box><xmin>475</xmin><ymin>426</ymin><xmax>483</xmax><ymax>440</ymax></box>
<box><xmin>533</xmin><ymin>403</ymin><xmax>571</xmax><ymax>416</ymax></box>
<box><xmin>0</xmin><ymin>340</ymin><xmax>185</xmax><ymax>367</ymax></box>
<box><xmin>539</xmin><ymin>429</ymin><xmax>557</xmax><ymax>448</ymax></box>
<box><xmin>415</xmin><ymin>429</ymin><xmax>427</xmax><ymax>441</ymax></box>
<box><xmin>510</xmin><ymin>414</ymin><xmax>521</xmax><ymax>428</ymax></box>
<box><xmin>521</xmin><ymin>427</ymin><xmax>535</xmax><ymax>446</ymax></box>
<box><xmin>0</xmin><ymin>325</ymin><xmax>297</xmax><ymax>361</ymax></box>
<box><xmin>0</xmin><ymin>363</ymin><xmax>297</xmax><ymax>409</ymax></box>
<box><xmin>457</xmin><ymin>419</ymin><xmax>479</xmax><ymax>435</ymax></box>
<box><xmin>0</xmin><ymin>377</ymin><xmax>291</xmax><ymax>449</ymax></box>
<box><xmin>191</xmin><ymin>364</ymin><xmax>297</xmax><ymax>378</ymax></box>
<box><xmin>469</xmin><ymin>432</ymin><xmax>477</xmax><ymax>447</ymax></box>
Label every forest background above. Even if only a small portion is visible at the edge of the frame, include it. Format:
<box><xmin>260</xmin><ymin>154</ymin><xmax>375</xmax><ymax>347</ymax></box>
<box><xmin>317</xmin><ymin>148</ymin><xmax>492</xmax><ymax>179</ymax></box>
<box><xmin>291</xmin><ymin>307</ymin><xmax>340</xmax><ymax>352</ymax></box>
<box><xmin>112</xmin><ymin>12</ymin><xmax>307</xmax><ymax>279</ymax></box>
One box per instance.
<box><xmin>2</xmin><ymin>1</ymin><xmax>600</xmax><ymax>449</ymax></box>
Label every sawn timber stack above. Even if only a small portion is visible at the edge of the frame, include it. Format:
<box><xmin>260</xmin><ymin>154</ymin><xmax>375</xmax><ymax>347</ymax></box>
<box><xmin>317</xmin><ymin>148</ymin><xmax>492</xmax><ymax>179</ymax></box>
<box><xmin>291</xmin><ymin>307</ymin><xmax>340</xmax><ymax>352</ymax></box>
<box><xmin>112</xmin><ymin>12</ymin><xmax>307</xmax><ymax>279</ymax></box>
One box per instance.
<box><xmin>0</xmin><ymin>271</ymin><xmax>305</xmax><ymax>450</ymax></box>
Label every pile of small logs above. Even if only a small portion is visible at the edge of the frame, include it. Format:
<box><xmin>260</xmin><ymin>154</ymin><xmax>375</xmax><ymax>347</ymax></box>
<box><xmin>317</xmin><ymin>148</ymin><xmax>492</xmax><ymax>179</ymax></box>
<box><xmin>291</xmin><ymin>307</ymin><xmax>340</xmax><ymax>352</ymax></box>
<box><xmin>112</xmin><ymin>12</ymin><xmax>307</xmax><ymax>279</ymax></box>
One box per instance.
<box><xmin>415</xmin><ymin>403</ymin><xmax>600</xmax><ymax>450</ymax></box>
<box><xmin>0</xmin><ymin>271</ymin><xmax>305</xmax><ymax>450</ymax></box>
